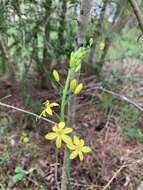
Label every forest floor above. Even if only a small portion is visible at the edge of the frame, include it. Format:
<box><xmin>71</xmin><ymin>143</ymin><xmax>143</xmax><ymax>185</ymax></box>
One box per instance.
<box><xmin>0</xmin><ymin>58</ymin><xmax>143</xmax><ymax>190</ymax></box>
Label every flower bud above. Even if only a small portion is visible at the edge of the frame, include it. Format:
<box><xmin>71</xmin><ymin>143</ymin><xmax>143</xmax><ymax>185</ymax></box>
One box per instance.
<box><xmin>69</xmin><ymin>52</ymin><xmax>75</xmax><ymax>67</ymax></box>
<box><xmin>74</xmin><ymin>83</ymin><xmax>83</xmax><ymax>96</ymax></box>
<box><xmin>99</xmin><ymin>42</ymin><xmax>105</xmax><ymax>50</ymax></box>
<box><xmin>53</xmin><ymin>69</ymin><xmax>60</xmax><ymax>82</ymax></box>
<box><xmin>70</xmin><ymin>79</ymin><xmax>77</xmax><ymax>92</ymax></box>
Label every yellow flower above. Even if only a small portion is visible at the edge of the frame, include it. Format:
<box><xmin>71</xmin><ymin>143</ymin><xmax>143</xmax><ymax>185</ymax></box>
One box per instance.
<box><xmin>70</xmin><ymin>79</ymin><xmax>77</xmax><ymax>92</ymax></box>
<box><xmin>99</xmin><ymin>41</ymin><xmax>105</xmax><ymax>50</ymax></box>
<box><xmin>39</xmin><ymin>100</ymin><xmax>59</xmax><ymax>118</ymax></box>
<box><xmin>45</xmin><ymin>122</ymin><xmax>72</xmax><ymax>148</ymax></box>
<box><xmin>53</xmin><ymin>69</ymin><xmax>60</xmax><ymax>82</ymax></box>
<box><xmin>74</xmin><ymin>83</ymin><xmax>83</xmax><ymax>96</ymax></box>
<box><xmin>20</xmin><ymin>132</ymin><xmax>29</xmax><ymax>143</ymax></box>
<box><xmin>67</xmin><ymin>136</ymin><xmax>92</xmax><ymax>161</ymax></box>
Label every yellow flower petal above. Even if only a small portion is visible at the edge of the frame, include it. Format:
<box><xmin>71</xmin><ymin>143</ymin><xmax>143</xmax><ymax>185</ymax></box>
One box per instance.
<box><xmin>50</xmin><ymin>102</ymin><xmax>59</xmax><ymax>107</ymax></box>
<box><xmin>59</xmin><ymin>122</ymin><xmax>65</xmax><ymax>129</ymax></box>
<box><xmin>45</xmin><ymin>107</ymin><xmax>53</xmax><ymax>115</ymax></box>
<box><xmin>62</xmin><ymin>135</ymin><xmax>72</xmax><ymax>144</ymax></box>
<box><xmin>22</xmin><ymin>132</ymin><xmax>28</xmax><ymax>137</ymax></box>
<box><xmin>23</xmin><ymin>137</ymin><xmax>29</xmax><ymax>143</ymax></box>
<box><xmin>66</xmin><ymin>143</ymin><xmax>75</xmax><ymax>150</ymax></box>
<box><xmin>52</xmin><ymin>125</ymin><xmax>58</xmax><ymax>132</ymax></box>
<box><xmin>73</xmin><ymin>136</ymin><xmax>80</xmax><ymax>145</ymax></box>
<box><xmin>70</xmin><ymin>150</ymin><xmax>78</xmax><ymax>160</ymax></box>
<box><xmin>64</xmin><ymin>128</ymin><xmax>73</xmax><ymax>134</ymax></box>
<box><xmin>79</xmin><ymin>152</ymin><xmax>84</xmax><ymax>161</ymax></box>
<box><xmin>79</xmin><ymin>139</ymin><xmax>84</xmax><ymax>146</ymax></box>
<box><xmin>43</xmin><ymin>100</ymin><xmax>50</xmax><ymax>106</ymax></box>
<box><xmin>45</xmin><ymin>133</ymin><xmax>57</xmax><ymax>140</ymax></box>
<box><xmin>82</xmin><ymin>146</ymin><xmax>92</xmax><ymax>153</ymax></box>
<box><xmin>56</xmin><ymin>136</ymin><xmax>62</xmax><ymax>148</ymax></box>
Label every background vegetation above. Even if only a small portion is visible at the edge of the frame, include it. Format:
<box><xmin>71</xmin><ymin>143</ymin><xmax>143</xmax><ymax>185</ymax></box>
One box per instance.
<box><xmin>0</xmin><ymin>0</ymin><xmax>143</xmax><ymax>189</ymax></box>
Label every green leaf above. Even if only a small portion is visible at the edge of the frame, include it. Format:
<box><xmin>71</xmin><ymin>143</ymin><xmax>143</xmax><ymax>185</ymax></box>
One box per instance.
<box><xmin>15</xmin><ymin>166</ymin><xmax>23</xmax><ymax>173</ymax></box>
<box><xmin>12</xmin><ymin>173</ymin><xmax>25</xmax><ymax>183</ymax></box>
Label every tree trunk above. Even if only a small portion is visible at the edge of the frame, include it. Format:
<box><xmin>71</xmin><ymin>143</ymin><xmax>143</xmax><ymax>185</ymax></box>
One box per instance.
<box><xmin>98</xmin><ymin>0</ymin><xmax>127</xmax><ymax>69</ymax></box>
<box><xmin>77</xmin><ymin>0</ymin><xmax>93</xmax><ymax>47</ymax></box>
<box><xmin>58</xmin><ymin>0</ymin><xmax>67</xmax><ymax>55</ymax></box>
<box><xmin>88</xmin><ymin>0</ymin><xmax>108</xmax><ymax>67</ymax></box>
<box><xmin>0</xmin><ymin>32</ymin><xmax>15</xmax><ymax>79</ymax></box>
<box><xmin>40</xmin><ymin>0</ymin><xmax>52</xmax><ymax>88</ymax></box>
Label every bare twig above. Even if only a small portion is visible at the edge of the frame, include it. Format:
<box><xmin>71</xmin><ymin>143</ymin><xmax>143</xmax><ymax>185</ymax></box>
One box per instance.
<box><xmin>83</xmin><ymin>84</ymin><xmax>143</xmax><ymax>111</ymax></box>
<box><xmin>101</xmin><ymin>87</ymin><xmax>143</xmax><ymax>112</ymax></box>
<box><xmin>0</xmin><ymin>95</ymin><xmax>12</xmax><ymax>101</ymax></box>
<box><xmin>93</xmin><ymin>86</ymin><xmax>143</xmax><ymax>112</ymax></box>
<box><xmin>102</xmin><ymin>164</ymin><xmax>125</xmax><ymax>190</ymax></box>
<box><xmin>0</xmin><ymin>101</ymin><xmax>57</xmax><ymax>125</ymax></box>
<box><xmin>103</xmin><ymin>159</ymin><xmax>143</xmax><ymax>190</ymax></box>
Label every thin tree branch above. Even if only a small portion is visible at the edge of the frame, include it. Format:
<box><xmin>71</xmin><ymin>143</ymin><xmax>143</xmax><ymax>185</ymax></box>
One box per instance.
<box><xmin>86</xmin><ymin>86</ymin><xmax>143</xmax><ymax>112</ymax></box>
<box><xmin>100</xmin><ymin>87</ymin><xmax>143</xmax><ymax>112</ymax></box>
<box><xmin>0</xmin><ymin>101</ymin><xmax>57</xmax><ymax>125</ymax></box>
<box><xmin>128</xmin><ymin>0</ymin><xmax>143</xmax><ymax>33</ymax></box>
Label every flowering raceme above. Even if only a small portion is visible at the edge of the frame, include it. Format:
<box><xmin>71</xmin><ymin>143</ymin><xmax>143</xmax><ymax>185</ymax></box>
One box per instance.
<box><xmin>67</xmin><ymin>136</ymin><xmax>92</xmax><ymax>161</ymax></box>
<box><xmin>45</xmin><ymin>122</ymin><xmax>72</xmax><ymax>148</ymax></box>
<box><xmin>39</xmin><ymin>100</ymin><xmax>59</xmax><ymax>118</ymax></box>
<box><xmin>39</xmin><ymin>48</ymin><xmax>92</xmax><ymax>163</ymax></box>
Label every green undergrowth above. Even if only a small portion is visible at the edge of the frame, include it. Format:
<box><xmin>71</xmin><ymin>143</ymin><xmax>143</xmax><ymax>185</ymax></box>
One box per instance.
<box><xmin>99</xmin><ymin>75</ymin><xmax>143</xmax><ymax>144</ymax></box>
<box><xmin>118</xmin><ymin>104</ymin><xmax>143</xmax><ymax>143</ymax></box>
<box><xmin>107</xmin><ymin>28</ymin><xmax>143</xmax><ymax>60</ymax></box>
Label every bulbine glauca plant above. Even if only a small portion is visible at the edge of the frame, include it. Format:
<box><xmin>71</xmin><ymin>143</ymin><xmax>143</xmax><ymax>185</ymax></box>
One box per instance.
<box><xmin>39</xmin><ymin>46</ymin><xmax>92</xmax><ymax>187</ymax></box>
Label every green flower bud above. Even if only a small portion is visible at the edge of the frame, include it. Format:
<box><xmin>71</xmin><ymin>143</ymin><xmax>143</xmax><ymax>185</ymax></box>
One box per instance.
<box><xmin>99</xmin><ymin>41</ymin><xmax>105</xmax><ymax>50</ymax></box>
<box><xmin>74</xmin><ymin>83</ymin><xmax>83</xmax><ymax>96</ymax></box>
<box><xmin>69</xmin><ymin>52</ymin><xmax>75</xmax><ymax>67</ymax></box>
<box><xmin>70</xmin><ymin>79</ymin><xmax>77</xmax><ymax>92</ymax></box>
<box><xmin>53</xmin><ymin>69</ymin><xmax>60</xmax><ymax>82</ymax></box>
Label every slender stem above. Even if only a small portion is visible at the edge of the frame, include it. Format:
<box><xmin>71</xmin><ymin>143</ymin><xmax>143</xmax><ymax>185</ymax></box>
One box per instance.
<box><xmin>60</xmin><ymin>70</ymin><xmax>72</xmax><ymax>190</ymax></box>
<box><xmin>55</xmin><ymin>149</ymin><xmax>60</xmax><ymax>190</ymax></box>
<box><xmin>60</xmin><ymin>70</ymin><xmax>71</xmax><ymax>121</ymax></box>
<box><xmin>0</xmin><ymin>95</ymin><xmax>11</xmax><ymax>101</ymax></box>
